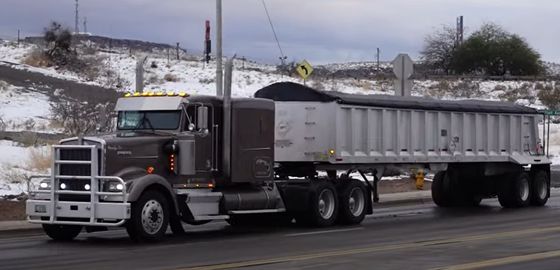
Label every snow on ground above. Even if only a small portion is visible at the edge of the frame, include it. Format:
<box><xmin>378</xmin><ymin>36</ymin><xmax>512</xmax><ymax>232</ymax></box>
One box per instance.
<box><xmin>0</xmin><ymin>80</ymin><xmax>52</xmax><ymax>132</ymax></box>
<box><xmin>0</xmin><ymin>140</ymin><xmax>48</xmax><ymax>196</ymax></box>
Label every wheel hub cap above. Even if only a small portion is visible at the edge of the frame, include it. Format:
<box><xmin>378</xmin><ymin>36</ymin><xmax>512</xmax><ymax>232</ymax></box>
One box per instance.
<box><xmin>141</xmin><ymin>200</ymin><xmax>164</xmax><ymax>235</ymax></box>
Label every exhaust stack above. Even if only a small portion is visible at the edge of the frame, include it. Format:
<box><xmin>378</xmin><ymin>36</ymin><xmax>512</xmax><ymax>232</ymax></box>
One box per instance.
<box><xmin>222</xmin><ymin>57</ymin><xmax>234</xmax><ymax>178</ymax></box>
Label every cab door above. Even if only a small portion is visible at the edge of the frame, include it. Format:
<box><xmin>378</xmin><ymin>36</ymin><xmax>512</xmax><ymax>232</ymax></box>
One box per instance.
<box><xmin>185</xmin><ymin>103</ymin><xmax>216</xmax><ymax>175</ymax></box>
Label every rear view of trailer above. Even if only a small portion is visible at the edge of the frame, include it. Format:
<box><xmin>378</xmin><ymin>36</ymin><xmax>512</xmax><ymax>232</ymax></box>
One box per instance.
<box><xmin>256</xmin><ymin>82</ymin><xmax>550</xmax><ymax>210</ymax></box>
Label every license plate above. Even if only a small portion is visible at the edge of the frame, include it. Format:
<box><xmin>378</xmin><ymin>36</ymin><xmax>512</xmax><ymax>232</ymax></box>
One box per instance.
<box><xmin>34</xmin><ymin>204</ymin><xmax>47</xmax><ymax>213</ymax></box>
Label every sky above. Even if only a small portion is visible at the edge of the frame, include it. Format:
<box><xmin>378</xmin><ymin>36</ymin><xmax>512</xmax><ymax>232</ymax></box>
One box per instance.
<box><xmin>1</xmin><ymin>0</ymin><xmax>560</xmax><ymax>65</ymax></box>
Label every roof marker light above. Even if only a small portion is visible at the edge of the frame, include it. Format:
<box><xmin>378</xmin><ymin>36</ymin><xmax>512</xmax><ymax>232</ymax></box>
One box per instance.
<box><xmin>124</xmin><ymin>93</ymin><xmax>132</xmax><ymax>97</ymax></box>
<box><xmin>133</xmin><ymin>92</ymin><xmax>141</xmax><ymax>97</ymax></box>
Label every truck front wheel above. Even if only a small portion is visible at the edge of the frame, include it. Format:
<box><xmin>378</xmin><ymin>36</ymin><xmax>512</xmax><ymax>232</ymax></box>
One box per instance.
<box><xmin>126</xmin><ymin>190</ymin><xmax>170</xmax><ymax>242</ymax></box>
<box><xmin>42</xmin><ymin>224</ymin><xmax>82</xmax><ymax>241</ymax></box>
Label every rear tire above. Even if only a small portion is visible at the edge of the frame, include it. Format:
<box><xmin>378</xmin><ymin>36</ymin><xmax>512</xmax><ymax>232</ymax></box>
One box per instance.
<box><xmin>42</xmin><ymin>224</ymin><xmax>82</xmax><ymax>241</ymax></box>
<box><xmin>530</xmin><ymin>170</ymin><xmax>550</xmax><ymax>206</ymax></box>
<box><xmin>297</xmin><ymin>181</ymin><xmax>338</xmax><ymax>227</ymax></box>
<box><xmin>498</xmin><ymin>172</ymin><xmax>531</xmax><ymax>208</ymax></box>
<box><xmin>126</xmin><ymin>190</ymin><xmax>170</xmax><ymax>242</ymax></box>
<box><xmin>337</xmin><ymin>179</ymin><xmax>367</xmax><ymax>225</ymax></box>
<box><xmin>432</xmin><ymin>171</ymin><xmax>453</xmax><ymax>207</ymax></box>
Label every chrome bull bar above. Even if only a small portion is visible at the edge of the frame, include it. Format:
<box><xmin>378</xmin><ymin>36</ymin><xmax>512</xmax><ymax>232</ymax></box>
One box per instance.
<box><xmin>26</xmin><ymin>144</ymin><xmax>130</xmax><ymax>227</ymax></box>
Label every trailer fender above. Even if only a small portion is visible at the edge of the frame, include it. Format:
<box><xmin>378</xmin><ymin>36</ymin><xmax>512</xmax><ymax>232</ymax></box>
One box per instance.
<box><xmin>127</xmin><ymin>174</ymin><xmax>180</xmax><ymax>216</ymax></box>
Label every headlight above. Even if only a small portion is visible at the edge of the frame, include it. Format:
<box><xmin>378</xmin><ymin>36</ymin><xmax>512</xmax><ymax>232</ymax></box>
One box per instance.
<box><xmin>39</xmin><ymin>180</ymin><xmax>51</xmax><ymax>190</ymax></box>
<box><xmin>104</xmin><ymin>181</ymin><xmax>124</xmax><ymax>192</ymax></box>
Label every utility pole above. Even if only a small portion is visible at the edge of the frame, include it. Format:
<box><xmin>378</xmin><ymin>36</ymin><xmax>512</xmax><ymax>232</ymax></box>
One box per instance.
<box><xmin>376</xmin><ymin>48</ymin><xmax>380</xmax><ymax>72</ymax></box>
<box><xmin>17</xmin><ymin>29</ymin><xmax>20</xmax><ymax>44</ymax></box>
<box><xmin>176</xmin><ymin>42</ymin><xmax>180</xmax><ymax>60</ymax></box>
<box><xmin>74</xmin><ymin>0</ymin><xmax>80</xmax><ymax>34</ymax></box>
<box><xmin>83</xmin><ymin>17</ymin><xmax>88</xmax><ymax>33</ymax></box>
<box><xmin>216</xmin><ymin>0</ymin><xmax>223</xmax><ymax>96</ymax></box>
<box><xmin>456</xmin><ymin>15</ymin><xmax>464</xmax><ymax>46</ymax></box>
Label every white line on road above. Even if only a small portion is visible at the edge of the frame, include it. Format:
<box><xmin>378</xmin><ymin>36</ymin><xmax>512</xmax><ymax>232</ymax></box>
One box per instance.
<box><xmin>285</xmin><ymin>227</ymin><xmax>363</xmax><ymax>237</ymax></box>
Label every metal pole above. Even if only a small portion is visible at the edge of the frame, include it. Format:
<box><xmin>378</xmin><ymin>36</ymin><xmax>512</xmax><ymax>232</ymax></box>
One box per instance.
<box><xmin>547</xmin><ymin>115</ymin><xmax>551</xmax><ymax>157</ymax></box>
<box><xmin>542</xmin><ymin>114</ymin><xmax>546</xmax><ymax>156</ymax></box>
<box><xmin>17</xmin><ymin>29</ymin><xmax>20</xmax><ymax>44</ymax></box>
<box><xmin>222</xmin><ymin>57</ymin><xmax>234</xmax><ymax>179</ymax></box>
<box><xmin>176</xmin><ymin>42</ymin><xmax>180</xmax><ymax>60</ymax></box>
<box><xmin>216</xmin><ymin>0</ymin><xmax>223</xmax><ymax>96</ymax></box>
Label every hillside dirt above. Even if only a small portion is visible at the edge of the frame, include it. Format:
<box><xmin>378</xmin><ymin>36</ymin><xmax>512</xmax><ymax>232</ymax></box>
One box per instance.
<box><xmin>0</xmin><ymin>63</ymin><xmax>119</xmax><ymax>104</ymax></box>
<box><xmin>0</xmin><ymin>200</ymin><xmax>25</xmax><ymax>221</ymax></box>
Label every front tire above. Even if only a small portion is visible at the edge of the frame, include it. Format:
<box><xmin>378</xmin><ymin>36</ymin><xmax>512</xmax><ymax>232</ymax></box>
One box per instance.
<box><xmin>530</xmin><ymin>170</ymin><xmax>550</xmax><ymax>206</ymax></box>
<box><xmin>126</xmin><ymin>190</ymin><xmax>170</xmax><ymax>242</ymax></box>
<box><xmin>42</xmin><ymin>224</ymin><xmax>82</xmax><ymax>241</ymax></box>
<box><xmin>337</xmin><ymin>179</ymin><xmax>367</xmax><ymax>225</ymax></box>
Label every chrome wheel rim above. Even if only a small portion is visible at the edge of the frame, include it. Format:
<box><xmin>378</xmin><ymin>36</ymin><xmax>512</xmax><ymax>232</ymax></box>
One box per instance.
<box><xmin>141</xmin><ymin>200</ymin><xmax>164</xmax><ymax>235</ymax></box>
<box><xmin>318</xmin><ymin>189</ymin><xmax>335</xmax><ymax>220</ymax></box>
<box><xmin>519</xmin><ymin>177</ymin><xmax>530</xmax><ymax>202</ymax></box>
<box><xmin>348</xmin><ymin>187</ymin><xmax>365</xmax><ymax>217</ymax></box>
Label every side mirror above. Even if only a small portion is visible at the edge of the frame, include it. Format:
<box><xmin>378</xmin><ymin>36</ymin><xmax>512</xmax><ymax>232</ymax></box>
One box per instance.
<box><xmin>197</xmin><ymin>106</ymin><xmax>208</xmax><ymax>131</ymax></box>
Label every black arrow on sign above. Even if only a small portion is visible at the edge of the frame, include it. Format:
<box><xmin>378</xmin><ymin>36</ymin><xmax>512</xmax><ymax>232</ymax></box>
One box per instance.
<box><xmin>301</xmin><ymin>65</ymin><xmax>308</xmax><ymax>75</ymax></box>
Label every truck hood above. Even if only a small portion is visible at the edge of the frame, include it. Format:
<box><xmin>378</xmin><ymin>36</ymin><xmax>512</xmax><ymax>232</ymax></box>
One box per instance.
<box><xmin>101</xmin><ymin>133</ymin><xmax>175</xmax><ymax>176</ymax></box>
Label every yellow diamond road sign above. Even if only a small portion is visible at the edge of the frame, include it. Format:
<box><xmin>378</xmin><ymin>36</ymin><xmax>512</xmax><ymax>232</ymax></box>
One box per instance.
<box><xmin>296</xmin><ymin>60</ymin><xmax>313</xmax><ymax>80</ymax></box>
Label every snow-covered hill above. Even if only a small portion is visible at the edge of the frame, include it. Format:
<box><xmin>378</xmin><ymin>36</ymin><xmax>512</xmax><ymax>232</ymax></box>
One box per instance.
<box><xmin>1</xmin><ymin>37</ymin><xmax>560</xmax><ymax>196</ymax></box>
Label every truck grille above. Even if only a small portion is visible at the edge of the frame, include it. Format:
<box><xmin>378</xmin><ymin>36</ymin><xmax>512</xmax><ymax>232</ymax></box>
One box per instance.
<box><xmin>58</xmin><ymin>147</ymin><xmax>102</xmax><ymax>202</ymax></box>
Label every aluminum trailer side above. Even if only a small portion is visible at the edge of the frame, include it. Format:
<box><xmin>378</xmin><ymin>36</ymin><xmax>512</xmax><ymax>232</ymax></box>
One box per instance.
<box><xmin>256</xmin><ymin>82</ymin><xmax>551</xmax><ymax>220</ymax></box>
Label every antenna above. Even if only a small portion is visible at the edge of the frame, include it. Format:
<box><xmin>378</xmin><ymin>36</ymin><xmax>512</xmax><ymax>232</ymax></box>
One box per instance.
<box><xmin>74</xmin><ymin>0</ymin><xmax>80</xmax><ymax>34</ymax></box>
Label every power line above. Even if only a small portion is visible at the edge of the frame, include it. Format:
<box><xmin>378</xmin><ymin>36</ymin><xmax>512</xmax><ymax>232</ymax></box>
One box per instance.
<box><xmin>261</xmin><ymin>0</ymin><xmax>286</xmax><ymax>62</ymax></box>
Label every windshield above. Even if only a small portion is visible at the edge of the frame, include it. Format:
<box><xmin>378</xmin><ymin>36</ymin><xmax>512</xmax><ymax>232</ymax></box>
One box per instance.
<box><xmin>117</xmin><ymin>111</ymin><xmax>181</xmax><ymax>130</ymax></box>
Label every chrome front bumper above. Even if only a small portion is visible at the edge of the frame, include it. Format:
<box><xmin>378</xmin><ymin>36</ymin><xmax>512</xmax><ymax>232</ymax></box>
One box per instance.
<box><xmin>26</xmin><ymin>145</ymin><xmax>130</xmax><ymax>227</ymax></box>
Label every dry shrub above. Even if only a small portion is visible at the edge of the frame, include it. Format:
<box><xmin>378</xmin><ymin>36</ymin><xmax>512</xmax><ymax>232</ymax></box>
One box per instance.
<box><xmin>23</xmin><ymin>49</ymin><xmax>51</xmax><ymax>67</ymax></box>
<box><xmin>19</xmin><ymin>132</ymin><xmax>38</xmax><ymax>147</ymax></box>
<box><xmin>163</xmin><ymin>73</ymin><xmax>179</xmax><ymax>82</ymax></box>
<box><xmin>0</xmin><ymin>164</ymin><xmax>27</xmax><ymax>184</ymax></box>
<box><xmin>27</xmin><ymin>148</ymin><xmax>52</xmax><ymax>172</ymax></box>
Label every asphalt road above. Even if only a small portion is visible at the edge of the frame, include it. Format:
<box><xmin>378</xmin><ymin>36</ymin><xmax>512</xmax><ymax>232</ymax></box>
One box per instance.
<box><xmin>2</xmin><ymin>193</ymin><xmax>560</xmax><ymax>270</ymax></box>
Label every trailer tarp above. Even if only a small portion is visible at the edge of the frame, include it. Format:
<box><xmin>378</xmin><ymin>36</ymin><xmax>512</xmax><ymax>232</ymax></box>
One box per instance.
<box><xmin>255</xmin><ymin>82</ymin><xmax>539</xmax><ymax>114</ymax></box>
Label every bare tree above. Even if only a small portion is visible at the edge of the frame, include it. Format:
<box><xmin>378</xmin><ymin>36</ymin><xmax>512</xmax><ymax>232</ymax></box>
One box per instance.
<box><xmin>420</xmin><ymin>25</ymin><xmax>457</xmax><ymax>75</ymax></box>
<box><xmin>51</xmin><ymin>100</ymin><xmax>115</xmax><ymax>136</ymax></box>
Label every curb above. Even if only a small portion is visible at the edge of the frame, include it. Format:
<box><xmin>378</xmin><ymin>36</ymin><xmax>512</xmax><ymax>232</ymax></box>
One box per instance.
<box><xmin>0</xmin><ymin>220</ymin><xmax>41</xmax><ymax>233</ymax></box>
<box><xmin>376</xmin><ymin>191</ymin><xmax>433</xmax><ymax>207</ymax></box>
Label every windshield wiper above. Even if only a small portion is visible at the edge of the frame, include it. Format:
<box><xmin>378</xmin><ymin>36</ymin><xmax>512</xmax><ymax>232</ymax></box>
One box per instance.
<box><xmin>132</xmin><ymin>114</ymin><xmax>156</xmax><ymax>133</ymax></box>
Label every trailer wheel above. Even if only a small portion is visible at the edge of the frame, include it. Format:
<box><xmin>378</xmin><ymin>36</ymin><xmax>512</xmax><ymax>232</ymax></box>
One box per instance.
<box><xmin>42</xmin><ymin>224</ymin><xmax>82</xmax><ymax>241</ymax></box>
<box><xmin>126</xmin><ymin>190</ymin><xmax>170</xmax><ymax>242</ymax></box>
<box><xmin>337</xmin><ymin>179</ymin><xmax>367</xmax><ymax>225</ymax></box>
<box><xmin>498</xmin><ymin>172</ymin><xmax>531</xmax><ymax>208</ymax></box>
<box><xmin>298</xmin><ymin>181</ymin><xmax>338</xmax><ymax>227</ymax></box>
<box><xmin>530</xmin><ymin>170</ymin><xmax>550</xmax><ymax>206</ymax></box>
<box><xmin>431</xmin><ymin>171</ymin><xmax>453</xmax><ymax>207</ymax></box>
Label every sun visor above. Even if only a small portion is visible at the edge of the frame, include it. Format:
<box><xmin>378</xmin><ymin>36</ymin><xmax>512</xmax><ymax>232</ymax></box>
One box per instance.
<box><xmin>115</xmin><ymin>96</ymin><xmax>184</xmax><ymax>111</ymax></box>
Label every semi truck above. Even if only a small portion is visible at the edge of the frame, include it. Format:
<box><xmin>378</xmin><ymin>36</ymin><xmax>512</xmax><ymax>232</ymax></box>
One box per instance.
<box><xmin>26</xmin><ymin>80</ymin><xmax>551</xmax><ymax>242</ymax></box>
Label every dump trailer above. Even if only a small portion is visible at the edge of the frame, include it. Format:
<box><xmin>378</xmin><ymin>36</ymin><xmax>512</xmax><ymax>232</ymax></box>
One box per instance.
<box><xmin>26</xmin><ymin>81</ymin><xmax>550</xmax><ymax>242</ymax></box>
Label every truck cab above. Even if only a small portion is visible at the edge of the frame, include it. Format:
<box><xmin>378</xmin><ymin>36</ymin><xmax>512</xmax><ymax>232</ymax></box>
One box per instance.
<box><xmin>26</xmin><ymin>92</ymin><xmax>283</xmax><ymax>241</ymax></box>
